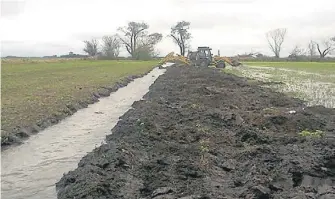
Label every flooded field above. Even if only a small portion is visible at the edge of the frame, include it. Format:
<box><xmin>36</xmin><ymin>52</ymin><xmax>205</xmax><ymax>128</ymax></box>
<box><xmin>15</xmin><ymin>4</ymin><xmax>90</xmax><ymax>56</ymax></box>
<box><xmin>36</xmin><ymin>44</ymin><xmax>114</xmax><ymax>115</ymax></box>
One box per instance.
<box><xmin>226</xmin><ymin>64</ymin><xmax>335</xmax><ymax>108</ymax></box>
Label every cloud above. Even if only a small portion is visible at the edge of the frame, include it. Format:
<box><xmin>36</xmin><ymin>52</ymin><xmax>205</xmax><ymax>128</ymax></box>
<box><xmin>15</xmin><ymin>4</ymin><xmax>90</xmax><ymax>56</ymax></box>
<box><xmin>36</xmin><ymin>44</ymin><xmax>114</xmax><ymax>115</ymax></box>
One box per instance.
<box><xmin>1</xmin><ymin>40</ymin><xmax>82</xmax><ymax>57</ymax></box>
<box><xmin>1</xmin><ymin>0</ymin><xmax>26</xmax><ymax>18</ymax></box>
<box><xmin>1</xmin><ymin>0</ymin><xmax>335</xmax><ymax>57</ymax></box>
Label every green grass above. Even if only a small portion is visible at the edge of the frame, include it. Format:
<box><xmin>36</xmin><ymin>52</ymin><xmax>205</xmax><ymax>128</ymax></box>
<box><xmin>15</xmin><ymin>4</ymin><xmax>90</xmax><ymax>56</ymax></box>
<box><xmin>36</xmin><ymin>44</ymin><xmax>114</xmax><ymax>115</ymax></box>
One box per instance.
<box><xmin>1</xmin><ymin>60</ymin><xmax>158</xmax><ymax>134</ymax></box>
<box><xmin>299</xmin><ymin>130</ymin><xmax>325</xmax><ymax>138</ymax></box>
<box><xmin>242</xmin><ymin>62</ymin><xmax>335</xmax><ymax>73</ymax></box>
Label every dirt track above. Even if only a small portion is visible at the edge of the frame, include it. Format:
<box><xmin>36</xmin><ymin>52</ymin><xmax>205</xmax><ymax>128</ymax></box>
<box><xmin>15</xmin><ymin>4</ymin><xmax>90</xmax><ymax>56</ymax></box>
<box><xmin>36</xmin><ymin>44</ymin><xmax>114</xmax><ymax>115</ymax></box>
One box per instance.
<box><xmin>56</xmin><ymin>65</ymin><xmax>335</xmax><ymax>199</ymax></box>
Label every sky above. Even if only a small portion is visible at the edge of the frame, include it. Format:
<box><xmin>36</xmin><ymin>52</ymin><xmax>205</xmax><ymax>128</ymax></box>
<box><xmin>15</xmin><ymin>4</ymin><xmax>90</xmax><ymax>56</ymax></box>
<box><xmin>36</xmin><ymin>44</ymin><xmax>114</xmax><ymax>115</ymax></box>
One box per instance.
<box><xmin>1</xmin><ymin>0</ymin><xmax>335</xmax><ymax>57</ymax></box>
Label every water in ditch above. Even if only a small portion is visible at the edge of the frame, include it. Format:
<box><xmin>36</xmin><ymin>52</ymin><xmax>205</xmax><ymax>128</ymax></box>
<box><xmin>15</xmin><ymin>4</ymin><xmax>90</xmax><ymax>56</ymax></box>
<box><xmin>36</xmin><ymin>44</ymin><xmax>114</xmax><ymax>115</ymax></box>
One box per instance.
<box><xmin>1</xmin><ymin>66</ymin><xmax>169</xmax><ymax>199</ymax></box>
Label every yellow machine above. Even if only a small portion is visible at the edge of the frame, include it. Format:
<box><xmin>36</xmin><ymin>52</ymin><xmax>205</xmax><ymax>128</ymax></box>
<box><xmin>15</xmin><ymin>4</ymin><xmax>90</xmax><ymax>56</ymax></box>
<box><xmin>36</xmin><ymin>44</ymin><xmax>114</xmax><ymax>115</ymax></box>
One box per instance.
<box><xmin>213</xmin><ymin>55</ymin><xmax>242</xmax><ymax>67</ymax></box>
<box><xmin>159</xmin><ymin>52</ymin><xmax>190</xmax><ymax>65</ymax></box>
<box><xmin>159</xmin><ymin>47</ymin><xmax>241</xmax><ymax>68</ymax></box>
<box><xmin>187</xmin><ymin>47</ymin><xmax>242</xmax><ymax>68</ymax></box>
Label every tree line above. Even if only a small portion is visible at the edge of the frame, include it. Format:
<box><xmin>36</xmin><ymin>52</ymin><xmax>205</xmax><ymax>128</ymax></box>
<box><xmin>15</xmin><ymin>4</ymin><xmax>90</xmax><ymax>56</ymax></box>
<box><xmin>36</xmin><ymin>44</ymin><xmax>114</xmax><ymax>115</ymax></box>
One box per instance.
<box><xmin>266</xmin><ymin>28</ymin><xmax>335</xmax><ymax>59</ymax></box>
<box><xmin>83</xmin><ymin>21</ymin><xmax>191</xmax><ymax>60</ymax></box>
<box><xmin>83</xmin><ymin>21</ymin><xmax>334</xmax><ymax>60</ymax></box>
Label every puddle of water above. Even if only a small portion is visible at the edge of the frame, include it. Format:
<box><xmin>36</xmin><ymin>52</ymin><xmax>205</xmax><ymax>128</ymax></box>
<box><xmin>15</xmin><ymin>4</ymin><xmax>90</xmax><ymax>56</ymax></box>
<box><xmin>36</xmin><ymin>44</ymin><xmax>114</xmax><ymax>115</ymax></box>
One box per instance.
<box><xmin>228</xmin><ymin>65</ymin><xmax>335</xmax><ymax>108</ymax></box>
<box><xmin>1</xmin><ymin>65</ymin><xmax>171</xmax><ymax>199</ymax></box>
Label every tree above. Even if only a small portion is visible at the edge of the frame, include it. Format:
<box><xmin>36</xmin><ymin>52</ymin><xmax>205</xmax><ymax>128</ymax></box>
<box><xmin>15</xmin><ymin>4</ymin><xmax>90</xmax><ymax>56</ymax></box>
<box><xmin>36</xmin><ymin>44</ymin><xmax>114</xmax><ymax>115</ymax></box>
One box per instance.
<box><xmin>117</xmin><ymin>22</ymin><xmax>162</xmax><ymax>59</ymax></box>
<box><xmin>289</xmin><ymin>45</ymin><xmax>305</xmax><ymax>58</ymax></box>
<box><xmin>266</xmin><ymin>28</ymin><xmax>287</xmax><ymax>58</ymax></box>
<box><xmin>83</xmin><ymin>39</ymin><xmax>99</xmax><ymax>56</ymax></box>
<box><xmin>117</xmin><ymin>22</ymin><xmax>148</xmax><ymax>58</ymax></box>
<box><xmin>133</xmin><ymin>33</ymin><xmax>162</xmax><ymax>60</ymax></box>
<box><xmin>139</xmin><ymin>33</ymin><xmax>163</xmax><ymax>47</ymax></box>
<box><xmin>135</xmin><ymin>46</ymin><xmax>159</xmax><ymax>60</ymax></box>
<box><xmin>307</xmin><ymin>40</ymin><xmax>316</xmax><ymax>58</ymax></box>
<box><xmin>170</xmin><ymin>21</ymin><xmax>191</xmax><ymax>56</ymax></box>
<box><xmin>101</xmin><ymin>35</ymin><xmax>120</xmax><ymax>58</ymax></box>
<box><xmin>136</xmin><ymin>32</ymin><xmax>162</xmax><ymax>59</ymax></box>
<box><xmin>314</xmin><ymin>37</ymin><xmax>335</xmax><ymax>58</ymax></box>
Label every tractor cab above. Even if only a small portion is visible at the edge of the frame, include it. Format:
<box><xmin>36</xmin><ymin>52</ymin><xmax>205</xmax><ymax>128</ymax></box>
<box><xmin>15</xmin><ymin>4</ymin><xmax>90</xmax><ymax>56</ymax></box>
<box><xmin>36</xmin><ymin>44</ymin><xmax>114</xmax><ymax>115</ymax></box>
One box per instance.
<box><xmin>197</xmin><ymin>47</ymin><xmax>213</xmax><ymax>62</ymax></box>
<box><xmin>187</xmin><ymin>46</ymin><xmax>228</xmax><ymax>68</ymax></box>
<box><xmin>190</xmin><ymin>47</ymin><xmax>212</xmax><ymax>67</ymax></box>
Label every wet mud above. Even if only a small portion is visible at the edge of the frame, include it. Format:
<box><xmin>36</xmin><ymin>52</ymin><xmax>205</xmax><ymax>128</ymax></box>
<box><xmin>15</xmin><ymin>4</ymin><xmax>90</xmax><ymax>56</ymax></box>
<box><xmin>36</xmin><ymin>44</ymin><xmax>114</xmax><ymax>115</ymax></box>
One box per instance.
<box><xmin>1</xmin><ymin>69</ymin><xmax>156</xmax><ymax>149</ymax></box>
<box><xmin>56</xmin><ymin>65</ymin><xmax>335</xmax><ymax>199</ymax></box>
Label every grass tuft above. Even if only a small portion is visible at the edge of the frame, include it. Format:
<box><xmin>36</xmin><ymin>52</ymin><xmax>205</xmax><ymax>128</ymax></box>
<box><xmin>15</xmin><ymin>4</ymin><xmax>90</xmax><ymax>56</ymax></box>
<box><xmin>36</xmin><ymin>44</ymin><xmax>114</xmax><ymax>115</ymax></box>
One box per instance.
<box><xmin>298</xmin><ymin>130</ymin><xmax>324</xmax><ymax>138</ymax></box>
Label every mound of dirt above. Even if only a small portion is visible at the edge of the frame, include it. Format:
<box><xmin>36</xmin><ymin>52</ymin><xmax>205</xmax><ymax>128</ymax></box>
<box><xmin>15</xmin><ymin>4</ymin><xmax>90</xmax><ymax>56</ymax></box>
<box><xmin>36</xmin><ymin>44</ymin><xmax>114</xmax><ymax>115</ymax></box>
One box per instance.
<box><xmin>56</xmin><ymin>66</ymin><xmax>335</xmax><ymax>199</ymax></box>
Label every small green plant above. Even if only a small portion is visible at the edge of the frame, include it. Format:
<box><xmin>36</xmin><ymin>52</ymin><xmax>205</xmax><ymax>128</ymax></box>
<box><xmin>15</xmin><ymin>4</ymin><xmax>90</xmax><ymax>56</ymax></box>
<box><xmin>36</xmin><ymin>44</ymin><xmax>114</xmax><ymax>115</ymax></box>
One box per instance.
<box><xmin>200</xmin><ymin>127</ymin><xmax>210</xmax><ymax>135</ymax></box>
<box><xmin>298</xmin><ymin>130</ymin><xmax>325</xmax><ymax>138</ymax></box>
<box><xmin>199</xmin><ymin>139</ymin><xmax>210</xmax><ymax>153</ymax></box>
<box><xmin>191</xmin><ymin>103</ymin><xmax>198</xmax><ymax>109</ymax></box>
<box><xmin>199</xmin><ymin>139</ymin><xmax>210</xmax><ymax>169</ymax></box>
<box><xmin>196</xmin><ymin>123</ymin><xmax>210</xmax><ymax>134</ymax></box>
<box><xmin>135</xmin><ymin>118</ymin><xmax>146</xmax><ymax>134</ymax></box>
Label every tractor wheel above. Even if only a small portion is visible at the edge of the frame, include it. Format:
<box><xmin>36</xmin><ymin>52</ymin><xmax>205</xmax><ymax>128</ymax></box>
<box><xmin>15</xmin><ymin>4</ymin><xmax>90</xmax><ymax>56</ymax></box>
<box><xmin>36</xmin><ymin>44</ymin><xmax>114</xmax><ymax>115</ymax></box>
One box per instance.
<box><xmin>199</xmin><ymin>61</ymin><xmax>208</xmax><ymax>67</ymax></box>
<box><xmin>216</xmin><ymin>61</ymin><xmax>226</xmax><ymax>69</ymax></box>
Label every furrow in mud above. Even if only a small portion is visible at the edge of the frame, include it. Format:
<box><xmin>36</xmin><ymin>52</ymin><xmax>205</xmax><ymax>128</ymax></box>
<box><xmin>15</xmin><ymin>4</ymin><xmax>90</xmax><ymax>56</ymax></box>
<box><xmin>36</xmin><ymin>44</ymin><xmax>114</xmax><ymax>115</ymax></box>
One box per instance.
<box><xmin>56</xmin><ymin>65</ymin><xmax>335</xmax><ymax>199</ymax></box>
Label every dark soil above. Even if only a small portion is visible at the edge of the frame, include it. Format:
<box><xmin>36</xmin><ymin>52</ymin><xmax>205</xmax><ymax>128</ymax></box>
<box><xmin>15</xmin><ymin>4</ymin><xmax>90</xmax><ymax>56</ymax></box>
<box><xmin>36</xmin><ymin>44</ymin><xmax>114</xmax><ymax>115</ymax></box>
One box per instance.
<box><xmin>56</xmin><ymin>65</ymin><xmax>335</xmax><ymax>199</ymax></box>
<box><xmin>1</xmin><ymin>69</ymin><xmax>155</xmax><ymax>150</ymax></box>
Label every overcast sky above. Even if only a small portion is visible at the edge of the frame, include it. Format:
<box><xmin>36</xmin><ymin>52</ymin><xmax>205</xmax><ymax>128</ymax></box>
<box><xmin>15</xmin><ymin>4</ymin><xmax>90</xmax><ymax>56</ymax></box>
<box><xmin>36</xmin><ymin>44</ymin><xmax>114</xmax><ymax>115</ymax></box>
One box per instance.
<box><xmin>1</xmin><ymin>0</ymin><xmax>334</xmax><ymax>57</ymax></box>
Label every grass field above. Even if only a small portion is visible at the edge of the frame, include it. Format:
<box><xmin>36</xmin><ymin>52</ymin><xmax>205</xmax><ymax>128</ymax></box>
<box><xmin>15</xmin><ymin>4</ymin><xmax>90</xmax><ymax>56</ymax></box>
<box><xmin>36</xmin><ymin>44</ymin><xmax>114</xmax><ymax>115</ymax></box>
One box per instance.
<box><xmin>1</xmin><ymin>58</ymin><xmax>83</xmax><ymax>64</ymax></box>
<box><xmin>1</xmin><ymin>60</ymin><xmax>158</xmax><ymax>136</ymax></box>
<box><xmin>226</xmin><ymin>62</ymin><xmax>335</xmax><ymax>108</ymax></box>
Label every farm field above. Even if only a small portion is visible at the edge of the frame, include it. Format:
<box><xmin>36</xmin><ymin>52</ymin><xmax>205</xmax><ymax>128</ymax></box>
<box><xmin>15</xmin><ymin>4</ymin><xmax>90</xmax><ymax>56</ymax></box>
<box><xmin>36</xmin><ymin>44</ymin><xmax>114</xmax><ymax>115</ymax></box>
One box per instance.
<box><xmin>56</xmin><ymin>65</ymin><xmax>335</xmax><ymax>199</ymax></box>
<box><xmin>1</xmin><ymin>60</ymin><xmax>158</xmax><ymax>145</ymax></box>
<box><xmin>2</xmin><ymin>0</ymin><xmax>335</xmax><ymax>198</ymax></box>
<box><xmin>226</xmin><ymin>62</ymin><xmax>335</xmax><ymax>108</ymax></box>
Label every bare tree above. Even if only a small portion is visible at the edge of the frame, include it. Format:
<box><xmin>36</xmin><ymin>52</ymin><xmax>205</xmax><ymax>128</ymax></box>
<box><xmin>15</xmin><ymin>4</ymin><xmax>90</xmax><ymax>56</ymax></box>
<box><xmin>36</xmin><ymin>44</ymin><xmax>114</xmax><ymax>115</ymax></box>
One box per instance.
<box><xmin>144</xmin><ymin>33</ymin><xmax>163</xmax><ymax>46</ymax></box>
<box><xmin>315</xmin><ymin>37</ymin><xmax>335</xmax><ymax>58</ymax></box>
<box><xmin>101</xmin><ymin>35</ymin><xmax>120</xmax><ymax>58</ymax></box>
<box><xmin>137</xmin><ymin>33</ymin><xmax>162</xmax><ymax>50</ymax></box>
<box><xmin>332</xmin><ymin>37</ymin><xmax>335</xmax><ymax>55</ymax></box>
<box><xmin>83</xmin><ymin>39</ymin><xmax>99</xmax><ymax>56</ymax></box>
<box><xmin>307</xmin><ymin>40</ymin><xmax>316</xmax><ymax>58</ymax></box>
<box><xmin>289</xmin><ymin>45</ymin><xmax>305</xmax><ymax>58</ymax></box>
<box><xmin>266</xmin><ymin>28</ymin><xmax>287</xmax><ymax>58</ymax></box>
<box><xmin>117</xmin><ymin>22</ymin><xmax>162</xmax><ymax>59</ymax></box>
<box><xmin>170</xmin><ymin>21</ymin><xmax>191</xmax><ymax>56</ymax></box>
<box><xmin>117</xmin><ymin>22</ymin><xmax>149</xmax><ymax>58</ymax></box>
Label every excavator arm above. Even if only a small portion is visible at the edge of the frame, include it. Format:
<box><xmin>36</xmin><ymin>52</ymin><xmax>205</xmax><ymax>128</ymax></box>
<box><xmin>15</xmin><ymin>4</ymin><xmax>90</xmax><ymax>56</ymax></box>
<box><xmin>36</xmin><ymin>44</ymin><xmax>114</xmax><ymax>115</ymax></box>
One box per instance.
<box><xmin>214</xmin><ymin>56</ymin><xmax>242</xmax><ymax>67</ymax></box>
<box><xmin>159</xmin><ymin>52</ymin><xmax>191</xmax><ymax>65</ymax></box>
<box><xmin>159</xmin><ymin>50</ymin><xmax>242</xmax><ymax>68</ymax></box>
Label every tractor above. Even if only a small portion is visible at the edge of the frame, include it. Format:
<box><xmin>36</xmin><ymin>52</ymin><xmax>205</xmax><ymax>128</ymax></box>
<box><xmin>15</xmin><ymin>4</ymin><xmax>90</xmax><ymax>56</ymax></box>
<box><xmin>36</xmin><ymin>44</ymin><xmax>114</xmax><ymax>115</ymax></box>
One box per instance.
<box><xmin>187</xmin><ymin>47</ymin><xmax>242</xmax><ymax>68</ymax></box>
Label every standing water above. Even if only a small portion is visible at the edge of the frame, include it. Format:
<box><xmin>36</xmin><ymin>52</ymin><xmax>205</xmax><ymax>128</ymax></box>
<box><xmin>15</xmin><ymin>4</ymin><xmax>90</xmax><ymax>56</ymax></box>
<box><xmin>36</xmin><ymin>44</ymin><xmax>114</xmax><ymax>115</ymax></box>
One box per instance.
<box><xmin>1</xmin><ymin>66</ymin><xmax>170</xmax><ymax>199</ymax></box>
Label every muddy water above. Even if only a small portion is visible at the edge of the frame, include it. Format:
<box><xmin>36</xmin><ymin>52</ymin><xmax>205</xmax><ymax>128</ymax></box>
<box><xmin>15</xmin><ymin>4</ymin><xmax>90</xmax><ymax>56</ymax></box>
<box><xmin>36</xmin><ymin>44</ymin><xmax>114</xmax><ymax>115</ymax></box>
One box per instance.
<box><xmin>1</xmin><ymin>66</ymin><xmax>169</xmax><ymax>199</ymax></box>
